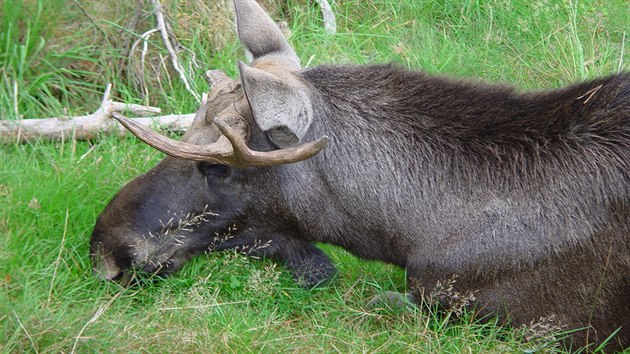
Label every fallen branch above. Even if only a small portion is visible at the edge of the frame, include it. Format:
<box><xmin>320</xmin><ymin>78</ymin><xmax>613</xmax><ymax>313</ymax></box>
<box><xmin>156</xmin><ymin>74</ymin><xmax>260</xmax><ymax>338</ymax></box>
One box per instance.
<box><xmin>316</xmin><ymin>0</ymin><xmax>336</xmax><ymax>35</ymax></box>
<box><xmin>0</xmin><ymin>84</ymin><xmax>194</xmax><ymax>144</ymax></box>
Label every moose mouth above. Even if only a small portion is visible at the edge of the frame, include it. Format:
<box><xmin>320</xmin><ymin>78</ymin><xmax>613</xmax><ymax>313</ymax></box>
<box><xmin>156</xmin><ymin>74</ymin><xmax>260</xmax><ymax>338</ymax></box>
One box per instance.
<box><xmin>92</xmin><ymin>245</ymin><xmax>187</xmax><ymax>286</ymax></box>
<box><xmin>91</xmin><ymin>229</ymin><xmax>202</xmax><ymax>285</ymax></box>
<box><xmin>91</xmin><ymin>212</ymin><xmax>239</xmax><ymax>286</ymax></box>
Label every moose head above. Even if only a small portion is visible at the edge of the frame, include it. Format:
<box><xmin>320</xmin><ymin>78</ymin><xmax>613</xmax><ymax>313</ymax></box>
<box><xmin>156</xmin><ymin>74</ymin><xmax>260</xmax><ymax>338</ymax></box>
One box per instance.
<box><xmin>90</xmin><ymin>0</ymin><xmax>333</xmax><ymax>286</ymax></box>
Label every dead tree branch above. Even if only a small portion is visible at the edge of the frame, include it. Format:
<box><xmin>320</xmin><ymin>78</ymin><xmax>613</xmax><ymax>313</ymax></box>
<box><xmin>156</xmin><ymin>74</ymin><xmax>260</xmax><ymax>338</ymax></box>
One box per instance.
<box><xmin>0</xmin><ymin>84</ymin><xmax>194</xmax><ymax>143</ymax></box>
<box><xmin>316</xmin><ymin>0</ymin><xmax>336</xmax><ymax>35</ymax></box>
<box><xmin>151</xmin><ymin>0</ymin><xmax>201</xmax><ymax>102</ymax></box>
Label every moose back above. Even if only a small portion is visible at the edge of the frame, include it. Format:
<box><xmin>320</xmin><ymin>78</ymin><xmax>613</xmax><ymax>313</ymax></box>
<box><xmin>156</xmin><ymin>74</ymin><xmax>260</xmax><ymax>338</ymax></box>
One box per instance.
<box><xmin>90</xmin><ymin>0</ymin><xmax>630</xmax><ymax>350</ymax></box>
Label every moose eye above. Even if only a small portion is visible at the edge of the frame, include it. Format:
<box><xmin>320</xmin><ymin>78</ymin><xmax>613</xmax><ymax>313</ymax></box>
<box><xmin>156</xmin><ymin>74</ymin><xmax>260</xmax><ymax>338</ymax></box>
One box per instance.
<box><xmin>198</xmin><ymin>162</ymin><xmax>231</xmax><ymax>178</ymax></box>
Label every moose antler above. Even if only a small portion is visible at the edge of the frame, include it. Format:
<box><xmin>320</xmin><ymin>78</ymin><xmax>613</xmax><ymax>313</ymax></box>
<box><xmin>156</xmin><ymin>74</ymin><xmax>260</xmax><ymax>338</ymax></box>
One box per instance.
<box><xmin>112</xmin><ymin>112</ymin><xmax>328</xmax><ymax>167</ymax></box>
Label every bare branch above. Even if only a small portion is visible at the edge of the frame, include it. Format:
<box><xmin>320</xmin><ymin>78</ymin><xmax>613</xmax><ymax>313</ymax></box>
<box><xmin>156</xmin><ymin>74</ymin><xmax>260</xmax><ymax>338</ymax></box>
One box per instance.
<box><xmin>116</xmin><ymin>0</ymin><xmax>145</xmax><ymax>78</ymax></box>
<box><xmin>151</xmin><ymin>0</ymin><xmax>201</xmax><ymax>102</ymax></box>
<box><xmin>71</xmin><ymin>0</ymin><xmax>110</xmax><ymax>42</ymax></box>
<box><xmin>0</xmin><ymin>114</ymin><xmax>194</xmax><ymax>144</ymax></box>
<box><xmin>0</xmin><ymin>85</ymin><xmax>193</xmax><ymax>143</ymax></box>
<box><xmin>129</xmin><ymin>28</ymin><xmax>160</xmax><ymax>102</ymax></box>
<box><xmin>316</xmin><ymin>0</ymin><xmax>337</xmax><ymax>35</ymax></box>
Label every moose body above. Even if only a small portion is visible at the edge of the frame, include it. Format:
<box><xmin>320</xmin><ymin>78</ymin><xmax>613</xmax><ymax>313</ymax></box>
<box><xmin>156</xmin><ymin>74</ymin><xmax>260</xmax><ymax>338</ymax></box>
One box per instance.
<box><xmin>91</xmin><ymin>0</ymin><xmax>630</xmax><ymax>350</ymax></box>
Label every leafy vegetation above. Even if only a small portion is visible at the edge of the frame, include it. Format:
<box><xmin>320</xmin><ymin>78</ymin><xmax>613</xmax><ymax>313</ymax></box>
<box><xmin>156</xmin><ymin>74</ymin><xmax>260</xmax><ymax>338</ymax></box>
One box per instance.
<box><xmin>1</xmin><ymin>0</ymin><xmax>628</xmax><ymax>352</ymax></box>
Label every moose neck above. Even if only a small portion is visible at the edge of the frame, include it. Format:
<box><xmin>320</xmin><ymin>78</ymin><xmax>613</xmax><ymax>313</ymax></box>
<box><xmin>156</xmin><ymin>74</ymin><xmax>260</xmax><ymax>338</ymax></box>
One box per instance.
<box><xmin>300</xmin><ymin>64</ymin><xmax>629</xmax><ymax>189</ymax></box>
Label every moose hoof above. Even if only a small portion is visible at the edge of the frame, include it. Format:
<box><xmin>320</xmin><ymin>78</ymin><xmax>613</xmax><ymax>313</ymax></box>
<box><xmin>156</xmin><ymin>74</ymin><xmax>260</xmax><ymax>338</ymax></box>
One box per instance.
<box><xmin>366</xmin><ymin>291</ymin><xmax>416</xmax><ymax>310</ymax></box>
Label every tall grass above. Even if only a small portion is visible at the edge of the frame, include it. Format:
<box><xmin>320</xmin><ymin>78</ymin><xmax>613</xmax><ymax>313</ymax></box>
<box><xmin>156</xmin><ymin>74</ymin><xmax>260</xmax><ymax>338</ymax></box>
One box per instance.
<box><xmin>0</xmin><ymin>0</ymin><xmax>103</xmax><ymax>119</ymax></box>
<box><xmin>1</xmin><ymin>0</ymin><xmax>629</xmax><ymax>352</ymax></box>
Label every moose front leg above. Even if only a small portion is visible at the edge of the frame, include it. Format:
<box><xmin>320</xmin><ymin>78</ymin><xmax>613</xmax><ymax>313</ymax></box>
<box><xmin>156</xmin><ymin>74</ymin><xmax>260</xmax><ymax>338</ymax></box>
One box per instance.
<box><xmin>274</xmin><ymin>238</ymin><xmax>337</xmax><ymax>288</ymax></box>
<box><xmin>210</xmin><ymin>231</ymin><xmax>337</xmax><ymax>288</ymax></box>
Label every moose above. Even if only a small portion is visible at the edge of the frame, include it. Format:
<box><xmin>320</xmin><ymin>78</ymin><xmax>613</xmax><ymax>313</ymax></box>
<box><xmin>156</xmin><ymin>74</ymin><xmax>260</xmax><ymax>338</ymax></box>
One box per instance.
<box><xmin>90</xmin><ymin>0</ymin><xmax>630</xmax><ymax>350</ymax></box>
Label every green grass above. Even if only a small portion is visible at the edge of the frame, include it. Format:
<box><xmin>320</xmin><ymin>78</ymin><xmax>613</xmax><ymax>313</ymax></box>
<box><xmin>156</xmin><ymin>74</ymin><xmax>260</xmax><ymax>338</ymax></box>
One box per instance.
<box><xmin>1</xmin><ymin>0</ymin><xmax>629</xmax><ymax>352</ymax></box>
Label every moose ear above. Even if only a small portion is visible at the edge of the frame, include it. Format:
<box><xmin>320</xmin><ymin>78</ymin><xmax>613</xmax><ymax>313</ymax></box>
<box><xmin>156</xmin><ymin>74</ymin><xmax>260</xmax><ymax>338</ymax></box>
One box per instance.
<box><xmin>232</xmin><ymin>0</ymin><xmax>300</xmax><ymax>69</ymax></box>
<box><xmin>238</xmin><ymin>61</ymin><xmax>313</xmax><ymax>148</ymax></box>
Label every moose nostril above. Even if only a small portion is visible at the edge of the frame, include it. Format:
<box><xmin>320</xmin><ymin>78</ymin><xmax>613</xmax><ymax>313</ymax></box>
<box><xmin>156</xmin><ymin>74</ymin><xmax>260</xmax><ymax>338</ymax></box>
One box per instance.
<box><xmin>93</xmin><ymin>268</ymin><xmax>124</xmax><ymax>281</ymax></box>
<box><xmin>92</xmin><ymin>253</ymin><xmax>123</xmax><ymax>281</ymax></box>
